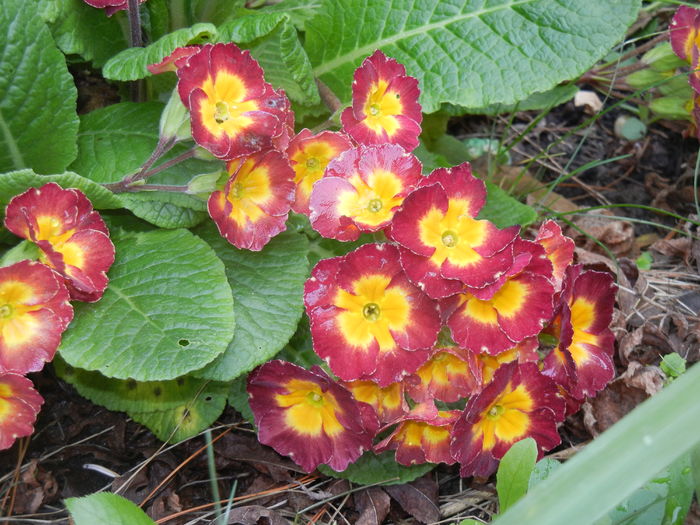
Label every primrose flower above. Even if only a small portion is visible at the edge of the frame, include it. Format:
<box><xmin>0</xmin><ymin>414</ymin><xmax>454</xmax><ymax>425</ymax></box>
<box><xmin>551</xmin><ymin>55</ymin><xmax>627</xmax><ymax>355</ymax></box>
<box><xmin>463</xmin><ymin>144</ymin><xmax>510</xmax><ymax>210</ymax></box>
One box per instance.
<box><xmin>341</xmin><ymin>50</ymin><xmax>422</xmax><ymax>151</ymax></box>
<box><xmin>0</xmin><ymin>260</ymin><xmax>73</xmax><ymax>374</ymax></box>
<box><xmin>342</xmin><ymin>379</ymin><xmax>408</xmax><ymax>424</ymax></box>
<box><xmin>535</xmin><ymin>220</ymin><xmax>574</xmax><ymax>293</ymax></box>
<box><xmin>177</xmin><ymin>43</ymin><xmax>291</xmax><ymax>160</ymax></box>
<box><xmin>405</xmin><ymin>346</ymin><xmax>480</xmax><ymax>403</ymax></box>
<box><xmin>287</xmin><ymin>129</ymin><xmax>353</xmax><ymax>215</ymax></box>
<box><xmin>304</xmin><ymin>243</ymin><xmax>440</xmax><ymax>386</ymax></box>
<box><xmin>4</xmin><ymin>183</ymin><xmax>114</xmax><ymax>302</ymax></box>
<box><xmin>147</xmin><ymin>46</ymin><xmax>201</xmax><ymax>75</ymax></box>
<box><xmin>476</xmin><ymin>337</ymin><xmax>539</xmax><ymax>385</ymax></box>
<box><xmin>309</xmin><ymin>144</ymin><xmax>422</xmax><ymax>241</ymax></box>
<box><xmin>0</xmin><ymin>373</ymin><xmax>44</xmax><ymax>450</ymax></box>
<box><xmin>208</xmin><ymin>151</ymin><xmax>295</xmax><ymax>251</ymax></box>
<box><xmin>441</xmin><ymin>239</ymin><xmax>554</xmax><ymax>355</ymax></box>
<box><xmin>670</xmin><ymin>6</ymin><xmax>700</xmax><ymax>62</ymax></box>
<box><xmin>375</xmin><ymin>404</ymin><xmax>460</xmax><ymax>466</ymax></box>
<box><xmin>82</xmin><ymin>0</ymin><xmax>146</xmax><ymax>16</ymax></box>
<box><xmin>390</xmin><ymin>163</ymin><xmax>519</xmax><ymax>298</ymax></box>
<box><xmin>542</xmin><ymin>266</ymin><xmax>617</xmax><ymax>399</ymax></box>
<box><xmin>247</xmin><ymin>360</ymin><xmax>378</xmax><ymax>472</ymax></box>
<box><xmin>451</xmin><ymin>362</ymin><xmax>565</xmax><ymax>478</ymax></box>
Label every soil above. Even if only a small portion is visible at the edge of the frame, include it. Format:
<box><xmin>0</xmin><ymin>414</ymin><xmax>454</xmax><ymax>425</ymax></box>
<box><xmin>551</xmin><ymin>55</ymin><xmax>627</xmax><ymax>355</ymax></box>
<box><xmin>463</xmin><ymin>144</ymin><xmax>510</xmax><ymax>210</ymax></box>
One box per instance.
<box><xmin>2</xmin><ymin>43</ymin><xmax>700</xmax><ymax>525</ymax></box>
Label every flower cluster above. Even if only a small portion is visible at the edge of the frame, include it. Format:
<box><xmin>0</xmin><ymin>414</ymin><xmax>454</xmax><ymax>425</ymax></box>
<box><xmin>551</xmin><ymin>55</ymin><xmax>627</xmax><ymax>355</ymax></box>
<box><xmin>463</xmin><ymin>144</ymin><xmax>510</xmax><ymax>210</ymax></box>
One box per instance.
<box><xmin>246</xmin><ymin>52</ymin><xmax>618</xmax><ymax>476</ymax></box>
<box><xmin>0</xmin><ymin>183</ymin><xmax>115</xmax><ymax>450</ymax></box>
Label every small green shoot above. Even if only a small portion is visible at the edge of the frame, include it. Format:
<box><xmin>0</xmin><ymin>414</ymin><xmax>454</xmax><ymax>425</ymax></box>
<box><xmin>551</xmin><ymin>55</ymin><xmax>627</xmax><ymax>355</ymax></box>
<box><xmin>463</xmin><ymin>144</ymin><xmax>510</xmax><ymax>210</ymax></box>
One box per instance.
<box><xmin>660</xmin><ymin>353</ymin><xmax>687</xmax><ymax>382</ymax></box>
<box><xmin>635</xmin><ymin>251</ymin><xmax>654</xmax><ymax>270</ymax></box>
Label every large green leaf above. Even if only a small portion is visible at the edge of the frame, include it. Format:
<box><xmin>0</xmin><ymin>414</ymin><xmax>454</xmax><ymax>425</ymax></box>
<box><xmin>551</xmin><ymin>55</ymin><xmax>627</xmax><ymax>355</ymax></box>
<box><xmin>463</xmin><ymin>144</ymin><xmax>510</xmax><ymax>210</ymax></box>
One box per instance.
<box><xmin>260</xmin><ymin>0</ymin><xmax>322</xmax><ymax>31</ymax></box>
<box><xmin>319</xmin><ymin>450</ymin><xmax>433</xmax><ymax>486</ymax></box>
<box><xmin>41</xmin><ymin>0</ymin><xmax>128</xmax><ymax>67</ymax></box>
<box><xmin>306</xmin><ymin>0</ymin><xmax>641</xmax><ymax>113</ymax></box>
<box><xmin>66</xmin><ymin>493</ymin><xmax>156</xmax><ymax>525</ymax></box>
<box><xmin>102</xmin><ymin>23</ymin><xmax>218</xmax><ymax>81</ymax></box>
<box><xmin>216</xmin><ymin>11</ymin><xmax>288</xmax><ymax>44</ymax></box>
<box><xmin>130</xmin><ymin>397</ymin><xmax>226</xmax><ymax>442</ymax></box>
<box><xmin>493</xmin><ymin>362</ymin><xmax>700</xmax><ymax>525</ymax></box>
<box><xmin>59</xmin><ymin>229</ymin><xmax>235</xmax><ymax>381</ymax></box>
<box><xmin>70</xmin><ymin>102</ymin><xmax>215</xmax><ymax>228</ymax></box>
<box><xmin>0</xmin><ymin>0</ymin><xmax>78</xmax><ymax>174</ymax></box>
<box><xmin>0</xmin><ymin>170</ymin><xmax>123</xmax><ymax>211</ymax></box>
<box><xmin>193</xmin><ymin>225</ymin><xmax>309</xmax><ymax>381</ymax></box>
<box><xmin>496</xmin><ymin>438</ymin><xmax>537</xmax><ymax>513</ymax></box>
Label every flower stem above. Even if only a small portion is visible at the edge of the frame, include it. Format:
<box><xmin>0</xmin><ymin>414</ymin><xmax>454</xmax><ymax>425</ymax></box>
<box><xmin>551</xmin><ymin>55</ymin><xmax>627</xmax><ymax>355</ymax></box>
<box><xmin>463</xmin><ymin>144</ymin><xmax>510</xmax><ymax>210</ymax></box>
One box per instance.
<box><xmin>119</xmin><ymin>184</ymin><xmax>191</xmax><ymax>193</ymax></box>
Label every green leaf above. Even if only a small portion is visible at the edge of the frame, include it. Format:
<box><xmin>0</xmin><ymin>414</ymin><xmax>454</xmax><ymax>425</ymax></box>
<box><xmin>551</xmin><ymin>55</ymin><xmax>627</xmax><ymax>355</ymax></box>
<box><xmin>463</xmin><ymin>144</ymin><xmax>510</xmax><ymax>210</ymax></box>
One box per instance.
<box><xmin>216</xmin><ymin>11</ymin><xmax>288</xmax><ymax>44</ymax></box>
<box><xmin>445</xmin><ymin>84</ymin><xmax>579</xmax><ymax>116</ymax></box>
<box><xmin>318</xmin><ymin>450</ymin><xmax>433</xmax><ymax>486</ymax></box>
<box><xmin>0</xmin><ymin>0</ymin><xmax>79</xmax><ymax>174</ymax></box>
<box><xmin>496</xmin><ymin>438</ymin><xmax>537</xmax><ymax>513</ymax></box>
<box><xmin>306</xmin><ymin>0</ymin><xmax>641</xmax><ymax>113</ymax></box>
<box><xmin>193</xmin><ymin>225</ymin><xmax>309</xmax><ymax>381</ymax></box>
<box><xmin>528</xmin><ymin>458</ymin><xmax>561</xmax><ymax>489</ymax></box>
<box><xmin>247</xmin><ymin>19</ymin><xmax>320</xmax><ymax>105</ymax></box>
<box><xmin>70</xmin><ymin>102</ymin><xmax>218</xmax><ymax>228</ymax></box>
<box><xmin>692</xmin><ymin>445</ymin><xmax>700</xmax><ymax>510</ymax></box>
<box><xmin>260</xmin><ymin>0</ymin><xmax>322</xmax><ymax>31</ymax></box>
<box><xmin>43</xmin><ymin>0</ymin><xmax>128</xmax><ymax>67</ymax></box>
<box><xmin>58</xmin><ymin>229</ymin><xmax>235</xmax><ymax>381</ymax></box>
<box><xmin>0</xmin><ymin>170</ymin><xmax>123</xmax><ymax>210</ymax></box>
<box><xmin>660</xmin><ymin>353</ymin><xmax>686</xmax><ymax>380</ymax></box>
<box><xmin>103</xmin><ymin>23</ymin><xmax>218</xmax><ymax>81</ymax></box>
<box><xmin>66</xmin><ymin>492</ymin><xmax>156</xmax><ymax>525</ymax></box>
<box><xmin>130</xmin><ymin>396</ymin><xmax>226</xmax><ymax>442</ymax></box>
<box><xmin>663</xmin><ymin>454</ymin><xmax>693</xmax><ymax>525</ymax></box>
<box><xmin>479</xmin><ymin>182</ymin><xmax>538</xmax><ymax>229</ymax></box>
<box><xmin>492</xmin><ymin>361</ymin><xmax>700</xmax><ymax>525</ymax></box>
<box><xmin>227</xmin><ymin>374</ymin><xmax>255</xmax><ymax>425</ymax></box>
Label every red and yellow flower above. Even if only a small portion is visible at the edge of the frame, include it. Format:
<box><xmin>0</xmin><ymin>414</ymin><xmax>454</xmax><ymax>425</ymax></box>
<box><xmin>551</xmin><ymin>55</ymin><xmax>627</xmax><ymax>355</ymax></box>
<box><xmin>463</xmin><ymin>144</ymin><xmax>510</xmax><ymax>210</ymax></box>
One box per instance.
<box><xmin>247</xmin><ymin>360</ymin><xmax>378</xmax><ymax>472</ymax></box>
<box><xmin>177</xmin><ymin>43</ymin><xmax>292</xmax><ymax>160</ymax></box>
<box><xmin>0</xmin><ymin>260</ymin><xmax>73</xmax><ymax>374</ymax></box>
<box><xmin>670</xmin><ymin>6</ymin><xmax>700</xmax><ymax>93</ymax></box>
<box><xmin>207</xmin><ymin>151</ymin><xmax>295</xmax><ymax>251</ymax></box>
<box><xmin>82</xmin><ymin>0</ymin><xmax>146</xmax><ymax>16</ymax></box>
<box><xmin>342</xmin><ymin>379</ymin><xmax>408</xmax><ymax>424</ymax></box>
<box><xmin>535</xmin><ymin>220</ymin><xmax>574</xmax><ymax>293</ymax></box>
<box><xmin>287</xmin><ymin>129</ymin><xmax>353</xmax><ymax>215</ymax></box>
<box><xmin>451</xmin><ymin>362</ymin><xmax>565</xmax><ymax>478</ymax></box>
<box><xmin>4</xmin><ymin>183</ymin><xmax>115</xmax><ymax>302</ymax></box>
<box><xmin>542</xmin><ymin>265</ymin><xmax>617</xmax><ymax>399</ymax></box>
<box><xmin>309</xmin><ymin>144</ymin><xmax>422</xmax><ymax>241</ymax></box>
<box><xmin>475</xmin><ymin>337</ymin><xmax>539</xmax><ymax>385</ymax></box>
<box><xmin>405</xmin><ymin>346</ymin><xmax>480</xmax><ymax>403</ymax></box>
<box><xmin>375</xmin><ymin>404</ymin><xmax>460</xmax><ymax>466</ymax></box>
<box><xmin>147</xmin><ymin>46</ymin><xmax>201</xmax><ymax>75</ymax></box>
<box><xmin>304</xmin><ymin>243</ymin><xmax>440</xmax><ymax>386</ymax></box>
<box><xmin>0</xmin><ymin>373</ymin><xmax>44</xmax><ymax>450</ymax></box>
<box><xmin>440</xmin><ymin>239</ymin><xmax>554</xmax><ymax>355</ymax></box>
<box><xmin>340</xmin><ymin>50</ymin><xmax>422</xmax><ymax>152</ymax></box>
<box><xmin>389</xmin><ymin>163</ymin><xmax>519</xmax><ymax>298</ymax></box>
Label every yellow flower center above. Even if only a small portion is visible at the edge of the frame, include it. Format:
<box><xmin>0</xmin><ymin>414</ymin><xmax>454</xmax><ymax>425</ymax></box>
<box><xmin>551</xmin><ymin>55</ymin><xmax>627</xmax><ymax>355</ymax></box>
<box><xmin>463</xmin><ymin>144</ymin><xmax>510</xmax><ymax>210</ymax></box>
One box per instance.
<box><xmin>362</xmin><ymin>302</ymin><xmax>381</xmax><ymax>321</ymax></box>
<box><xmin>441</xmin><ymin>230</ymin><xmax>458</xmax><ymax>247</ymax></box>
<box><xmin>367</xmin><ymin>198</ymin><xmax>383</xmax><ymax>213</ymax></box>
<box><xmin>0</xmin><ymin>304</ymin><xmax>12</xmax><ymax>319</ymax></box>
<box><xmin>306</xmin><ymin>157</ymin><xmax>320</xmax><ymax>170</ymax></box>
<box><xmin>336</xmin><ymin>170</ymin><xmax>403</xmax><ymax>227</ymax></box>
<box><xmin>276</xmin><ymin>379</ymin><xmax>345</xmax><ymax>437</ymax></box>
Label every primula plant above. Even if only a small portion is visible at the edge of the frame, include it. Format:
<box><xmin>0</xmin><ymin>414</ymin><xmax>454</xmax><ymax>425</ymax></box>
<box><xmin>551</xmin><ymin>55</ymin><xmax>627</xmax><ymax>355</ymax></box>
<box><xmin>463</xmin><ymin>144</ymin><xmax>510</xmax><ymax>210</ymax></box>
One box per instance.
<box><xmin>7</xmin><ymin>0</ymin><xmax>689</xmax><ymax>521</ymax></box>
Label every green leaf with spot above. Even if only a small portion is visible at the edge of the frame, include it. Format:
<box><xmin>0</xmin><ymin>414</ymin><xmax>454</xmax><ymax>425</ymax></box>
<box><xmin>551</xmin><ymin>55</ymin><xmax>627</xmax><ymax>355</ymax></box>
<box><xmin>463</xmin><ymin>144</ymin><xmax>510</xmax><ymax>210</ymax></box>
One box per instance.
<box><xmin>130</xmin><ymin>398</ymin><xmax>226</xmax><ymax>443</ymax></box>
<box><xmin>193</xmin><ymin>225</ymin><xmax>309</xmax><ymax>381</ymax></box>
<box><xmin>41</xmin><ymin>0</ymin><xmax>128</xmax><ymax>67</ymax></box>
<box><xmin>306</xmin><ymin>0</ymin><xmax>640</xmax><ymax>112</ymax></box>
<box><xmin>70</xmin><ymin>102</ymin><xmax>217</xmax><ymax>228</ymax></box>
<box><xmin>58</xmin><ymin>229</ymin><xmax>235</xmax><ymax>381</ymax></box>
<box><xmin>103</xmin><ymin>23</ymin><xmax>218</xmax><ymax>81</ymax></box>
<box><xmin>0</xmin><ymin>0</ymin><xmax>79</xmax><ymax>174</ymax></box>
<box><xmin>319</xmin><ymin>450</ymin><xmax>433</xmax><ymax>486</ymax></box>
<box><xmin>66</xmin><ymin>492</ymin><xmax>156</xmax><ymax>525</ymax></box>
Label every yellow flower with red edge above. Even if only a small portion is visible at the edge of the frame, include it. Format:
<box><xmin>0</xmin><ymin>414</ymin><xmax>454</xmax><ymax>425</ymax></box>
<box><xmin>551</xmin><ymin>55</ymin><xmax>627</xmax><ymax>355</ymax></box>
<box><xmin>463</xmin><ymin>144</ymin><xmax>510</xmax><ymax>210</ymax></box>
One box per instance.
<box><xmin>304</xmin><ymin>243</ymin><xmax>440</xmax><ymax>386</ymax></box>
<box><xmin>342</xmin><ymin>379</ymin><xmax>408</xmax><ymax>424</ymax></box>
<box><xmin>0</xmin><ymin>373</ymin><xmax>43</xmax><ymax>450</ymax></box>
<box><xmin>405</xmin><ymin>346</ymin><xmax>481</xmax><ymax>403</ymax></box>
<box><xmin>4</xmin><ymin>183</ymin><xmax>114</xmax><ymax>302</ymax></box>
<box><xmin>341</xmin><ymin>50</ymin><xmax>422</xmax><ymax>151</ymax></box>
<box><xmin>309</xmin><ymin>144</ymin><xmax>423</xmax><ymax>241</ymax></box>
<box><xmin>207</xmin><ymin>151</ymin><xmax>295</xmax><ymax>251</ymax></box>
<box><xmin>670</xmin><ymin>6</ymin><xmax>700</xmax><ymax>93</ymax></box>
<box><xmin>390</xmin><ymin>162</ymin><xmax>519</xmax><ymax>299</ymax></box>
<box><xmin>451</xmin><ymin>362</ymin><xmax>565</xmax><ymax>478</ymax></box>
<box><xmin>247</xmin><ymin>360</ymin><xmax>378</xmax><ymax>473</ymax></box>
<box><xmin>177</xmin><ymin>43</ymin><xmax>292</xmax><ymax>160</ymax></box>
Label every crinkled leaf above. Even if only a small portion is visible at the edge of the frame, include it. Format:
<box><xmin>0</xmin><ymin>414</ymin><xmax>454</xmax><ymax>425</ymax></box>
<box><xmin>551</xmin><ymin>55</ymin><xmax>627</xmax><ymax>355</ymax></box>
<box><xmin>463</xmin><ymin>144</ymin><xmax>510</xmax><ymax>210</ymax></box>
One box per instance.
<box><xmin>319</xmin><ymin>451</ymin><xmax>434</xmax><ymax>486</ymax></box>
<box><xmin>445</xmin><ymin>84</ymin><xmax>579</xmax><ymax>116</ymax></box>
<box><xmin>193</xmin><ymin>225</ymin><xmax>309</xmax><ymax>381</ymax></box>
<box><xmin>0</xmin><ymin>0</ymin><xmax>78</xmax><ymax>174</ymax></box>
<box><xmin>189</xmin><ymin>0</ymin><xmax>247</xmax><ymax>25</ymax></box>
<box><xmin>306</xmin><ymin>0</ymin><xmax>641</xmax><ymax>112</ymax></box>
<box><xmin>217</xmin><ymin>11</ymin><xmax>287</xmax><ymax>43</ymax></box>
<box><xmin>103</xmin><ymin>23</ymin><xmax>218</xmax><ymax>81</ymax></box>
<box><xmin>42</xmin><ymin>0</ymin><xmax>128</xmax><ymax>67</ymax></box>
<box><xmin>479</xmin><ymin>182</ymin><xmax>538</xmax><ymax>229</ymax></box>
<box><xmin>497</xmin><ymin>438</ymin><xmax>537</xmax><ymax>513</ymax></box>
<box><xmin>70</xmin><ymin>102</ymin><xmax>217</xmax><ymax>227</ymax></box>
<box><xmin>246</xmin><ymin>19</ymin><xmax>320</xmax><ymax>105</ymax></box>
<box><xmin>0</xmin><ymin>169</ymin><xmax>123</xmax><ymax>210</ymax></box>
<box><xmin>260</xmin><ymin>0</ymin><xmax>322</xmax><ymax>31</ymax></box>
<box><xmin>66</xmin><ymin>492</ymin><xmax>156</xmax><ymax>525</ymax></box>
<box><xmin>59</xmin><ymin>229</ymin><xmax>235</xmax><ymax>381</ymax></box>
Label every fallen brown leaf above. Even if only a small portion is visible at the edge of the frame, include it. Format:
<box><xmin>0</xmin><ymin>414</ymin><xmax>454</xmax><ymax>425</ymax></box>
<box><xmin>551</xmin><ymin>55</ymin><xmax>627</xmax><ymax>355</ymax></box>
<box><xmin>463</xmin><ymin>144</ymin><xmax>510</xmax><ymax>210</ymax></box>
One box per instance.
<box><xmin>385</xmin><ymin>476</ymin><xmax>440</xmax><ymax>524</ymax></box>
<box><xmin>226</xmin><ymin>505</ymin><xmax>287</xmax><ymax>525</ymax></box>
<box><xmin>355</xmin><ymin>487</ymin><xmax>391</xmax><ymax>525</ymax></box>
